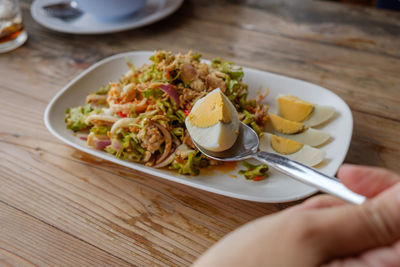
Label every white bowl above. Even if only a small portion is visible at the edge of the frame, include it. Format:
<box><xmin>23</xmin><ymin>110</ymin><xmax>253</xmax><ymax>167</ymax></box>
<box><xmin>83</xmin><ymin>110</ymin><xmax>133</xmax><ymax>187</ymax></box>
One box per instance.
<box><xmin>75</xmin><ymin>0</ymin><xmax>146</xmax><ymax>20</ymax></box>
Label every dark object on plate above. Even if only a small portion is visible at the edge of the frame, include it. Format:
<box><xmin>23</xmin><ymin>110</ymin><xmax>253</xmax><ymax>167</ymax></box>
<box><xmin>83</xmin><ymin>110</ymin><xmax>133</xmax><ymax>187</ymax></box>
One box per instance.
<box><xmin>43</xmin><ymin>1</ymin><xmax>83</xmax><ymax>20</ymax></box>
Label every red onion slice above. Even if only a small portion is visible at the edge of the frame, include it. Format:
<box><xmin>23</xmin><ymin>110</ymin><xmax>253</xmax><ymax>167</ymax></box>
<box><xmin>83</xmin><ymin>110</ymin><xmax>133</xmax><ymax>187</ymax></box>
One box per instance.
<box><xmin>77</xmin><ymin>134</ymin><xmax>88</xmax><ymax>141</ymax></box>
<box><xmin>159</xmin><ymin>84</ymin><xmax>180</xmax><ymax>106</ymax></box>
<box><xmin>87</xmin><ymin>132</ymin><xmax>111</xmax><ymax>151</ymax></box>
<box><xmin>95</xmin><ymin>139</ymin><xmax>111</xmax><ymax>150</ymax></box>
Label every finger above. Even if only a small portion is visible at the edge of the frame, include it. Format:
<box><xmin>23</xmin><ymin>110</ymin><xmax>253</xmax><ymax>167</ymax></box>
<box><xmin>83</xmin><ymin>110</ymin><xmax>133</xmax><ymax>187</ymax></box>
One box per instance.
<box><xmin>337</xmin><ymin>164</ymin><xmax>399</xmax><ymax>198</ymax></box>
<box><xmin>324</xmin><ymin>240</ymin><xmax>400</xmax><ymax>267</ymax></box>
<box><xmin>297</xmin><ymin>195</ymin><xmax>346</xmax><ymax>211</ymax></box>
<box><xmin>359</xmin><ymin>239</ymin><xmax>400</xmax><ymax>267</ymax></box>
<box><xmin>299</xmin><ymin>182</ymin><xmax>400</xmax><ymax>263</ymax></box>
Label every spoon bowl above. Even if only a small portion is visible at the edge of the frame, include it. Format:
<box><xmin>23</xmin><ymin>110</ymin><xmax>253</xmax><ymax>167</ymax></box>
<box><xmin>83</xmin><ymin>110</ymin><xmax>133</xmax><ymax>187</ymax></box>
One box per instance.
<box><xmin>193</xmin><ymin>122</ymin><xmax>366</xmax><ymax>205</ymax></box>
<box><xmin>194</xmin><ymin>123</ymin><xmax>259</xmax><ymax>162</ymax></box>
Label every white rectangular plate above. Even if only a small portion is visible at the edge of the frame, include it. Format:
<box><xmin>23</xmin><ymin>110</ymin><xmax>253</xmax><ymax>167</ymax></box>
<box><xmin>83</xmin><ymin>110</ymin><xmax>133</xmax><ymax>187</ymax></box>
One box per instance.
<box><xmin>44</xmin><ymin>51</ymin><xmax>353</xmax><ymax>203</ymax></box>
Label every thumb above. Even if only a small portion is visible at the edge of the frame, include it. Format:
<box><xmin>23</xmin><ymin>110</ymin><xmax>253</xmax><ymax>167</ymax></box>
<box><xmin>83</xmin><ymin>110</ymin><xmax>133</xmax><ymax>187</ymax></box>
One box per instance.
<box><xmin>306</xmin><ymin>182</ymin><xmax>400</xmax><ymax>261</ymax></box>
<box><xmin>338</xmin><ymin>164</ymin><xmax>399</xmax><ymax>198</ymax></box>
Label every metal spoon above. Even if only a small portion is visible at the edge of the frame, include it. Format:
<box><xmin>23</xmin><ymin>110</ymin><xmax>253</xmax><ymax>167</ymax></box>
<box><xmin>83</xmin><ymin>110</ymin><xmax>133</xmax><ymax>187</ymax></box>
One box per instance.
<box><xmin>193</xmin><ymin>122</ymin><xmax>366</xmax><ymax>204</ymax></box>
<box><xmin>43</xmin><ymin>1</ymin><xmax>83</xmax><ymax>20</ymax></box>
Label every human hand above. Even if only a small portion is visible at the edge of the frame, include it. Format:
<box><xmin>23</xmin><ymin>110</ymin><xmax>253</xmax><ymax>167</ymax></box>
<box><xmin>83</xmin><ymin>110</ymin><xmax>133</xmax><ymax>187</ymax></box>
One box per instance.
<box><xmin>193</xmin><ymin>164</ymin><xmax>400</xmax><ymax>267</ymax></box>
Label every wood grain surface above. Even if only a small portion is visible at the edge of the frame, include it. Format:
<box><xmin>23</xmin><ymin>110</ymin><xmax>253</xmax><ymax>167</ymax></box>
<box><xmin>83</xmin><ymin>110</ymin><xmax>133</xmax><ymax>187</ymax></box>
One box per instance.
<box><xmin>1</xmin><ymin>0</ymin><xmax>399</xmax><ymax>266</ymax></box>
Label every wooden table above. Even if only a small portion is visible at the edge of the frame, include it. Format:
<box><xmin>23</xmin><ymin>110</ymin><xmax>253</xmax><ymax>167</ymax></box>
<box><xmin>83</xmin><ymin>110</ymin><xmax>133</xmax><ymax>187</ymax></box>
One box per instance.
<box><xmin>1</xmin><ymin>0</ymin><xmax>399</xmax><ymax>265</ymax></box>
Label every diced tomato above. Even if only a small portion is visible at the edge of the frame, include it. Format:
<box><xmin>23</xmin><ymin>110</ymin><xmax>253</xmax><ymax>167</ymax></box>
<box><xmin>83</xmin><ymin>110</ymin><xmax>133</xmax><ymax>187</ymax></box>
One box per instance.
<box><xmin>184</xmin><ymin>109</ymin><xmax>191</xmax><ymax>116</ymax></box>
<box><xmin>117</xmin><ymin>111</ymin><xmax>127</xmax><ymax>118</ymax></box>
<box><xmin>165</xmin><ymin>71</ymin><xmax>170</xmax><ymax>79</ymax></box>
<box><xmin>253</xmin><ymin>176</ymin><xmax>265</xmax><ymax>182</ymax></box>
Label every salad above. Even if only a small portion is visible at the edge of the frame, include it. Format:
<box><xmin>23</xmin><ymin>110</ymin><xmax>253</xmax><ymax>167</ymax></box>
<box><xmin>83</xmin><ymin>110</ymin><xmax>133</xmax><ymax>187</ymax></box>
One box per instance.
<box><xmin>65</xmin><ymin>51</ymin><xmax>269</xmax><ymax>180</ymax></box>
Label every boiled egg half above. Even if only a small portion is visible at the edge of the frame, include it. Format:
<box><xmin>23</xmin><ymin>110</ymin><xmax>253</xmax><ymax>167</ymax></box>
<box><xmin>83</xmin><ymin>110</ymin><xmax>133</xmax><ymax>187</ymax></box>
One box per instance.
<box><xmin>260</xmin><ymin>133</ymin><xmax>325</xmax><ymax>167</ymax></box>
<box><xmin>268</xmin><ymin>113</ymin><xmax>330</xmax><ymax>147</ymax></box>
<box><xmin>277</xmin><ymin>95</ymin><xmax>335</xmax><ymax>127</ymax></box>
<box><xmin>185</xmin><ymin>88</ymin><xmax>240</xmax><ymax>152</ymax></box>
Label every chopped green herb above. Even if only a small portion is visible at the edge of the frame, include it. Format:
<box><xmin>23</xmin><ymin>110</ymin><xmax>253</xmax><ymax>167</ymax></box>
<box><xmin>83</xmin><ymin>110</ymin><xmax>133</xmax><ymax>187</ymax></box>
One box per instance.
<box><xmin>238</xmin><ymin>161</ymin><xmax>269</xmax><ymax>181</ymax></box>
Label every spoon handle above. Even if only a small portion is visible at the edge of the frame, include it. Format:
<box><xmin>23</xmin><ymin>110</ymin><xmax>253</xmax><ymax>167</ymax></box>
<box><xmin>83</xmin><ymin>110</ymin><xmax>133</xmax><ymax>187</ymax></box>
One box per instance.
<box><xmin>254</xmin><ymin>151</ymin><xmax>366</xmax><ymax>205</ymax></box>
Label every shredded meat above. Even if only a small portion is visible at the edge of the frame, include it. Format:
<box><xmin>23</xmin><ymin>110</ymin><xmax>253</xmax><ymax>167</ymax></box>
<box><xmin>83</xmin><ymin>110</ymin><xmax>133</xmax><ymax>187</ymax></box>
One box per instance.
<box><xmin>138</xmin><ymin>125</ymin><xmax>164</xmax><ymax>153</ymax></box>
<box><xmin>197</xmin><ymin>63</ymin><xmax>209</xmax><ymax>80</ymax></box>
<box><xmin>180</xmin><ymin>63</ymin><xmax>197</xmax><ymax>83</ymax></box>
<box><xmin>152</xmin><ymin>123</ymin><xmax>172</xmax><ymax>164</ymax></box>
<box><xmin>181</xmin><ymin>88</ymin><xmax>202</xmax><ymax>109</ymax></box>
<box><xmin>254</xmin><ymin>105</ymin><xmax>269</xmax><ymax>126</ymax></box>
<box><xmin>190</xmin><ymin>78</ymin><xmax>205</xmax><ymax>91</ymax></box>
<box><xmin>182</xmin><ymin>130</ymin><xmax>195</xmax><ymax>149</ymax></box>
<box><xmin>214</xmin><ymin>70</ymin><xmax>227</xmax><ymax>79</ymax></box>
<box><xmin>256</xmin><ymin>88</ymin><xmax>270</xmax><ymax>103</ymax></box>
<box><xmin>205</xmin><ymin>72</ymin><xmax>226</xmax><ymax>92</ymax></box>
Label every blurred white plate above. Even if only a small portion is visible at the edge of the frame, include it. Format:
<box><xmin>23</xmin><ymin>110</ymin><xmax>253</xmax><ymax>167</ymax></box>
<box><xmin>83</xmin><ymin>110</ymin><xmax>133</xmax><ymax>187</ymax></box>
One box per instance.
<box><xmin>44</xmin><ymin>51</ymin><xmax>353</xmax><ymax>203</ymax></box>
<box><xmin>31</xmin><ymin>0</ymin><xmax>183</xmax><ymax>34</ymax></box>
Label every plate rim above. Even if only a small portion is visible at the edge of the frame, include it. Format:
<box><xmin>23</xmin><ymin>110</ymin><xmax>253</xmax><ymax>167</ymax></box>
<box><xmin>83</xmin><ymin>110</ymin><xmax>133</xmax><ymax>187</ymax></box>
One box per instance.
<box><xmin>31</xmin><ymin>0</ymin><xmax>184</xmax><ymax>34</ymax></box>
<box><xmin>44</xmin><ymin>50</ymin><xmax>354</xmax><ymax>203</ymax></box>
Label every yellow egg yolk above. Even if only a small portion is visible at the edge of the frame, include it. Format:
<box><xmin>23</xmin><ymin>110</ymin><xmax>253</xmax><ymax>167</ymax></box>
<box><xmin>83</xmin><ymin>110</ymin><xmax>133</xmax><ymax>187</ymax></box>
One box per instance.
<box><xmin>270</xmin><ymin>134</ymin><xmax>304</xmax><ymax>155</ymax></box>
<box><xmin>188</xmin><ymin>91</ymin><xmax>232</xmax><ymax>127</ymax></box>
<box><xmin>269</xmin><ymin>113</ymin><xmax>305</xmax><ymax>134</ymax></box>
<box><xmin>277</xmin><ymin>95</ymin><xmax>314</xmax><ymax>122</ymax></box>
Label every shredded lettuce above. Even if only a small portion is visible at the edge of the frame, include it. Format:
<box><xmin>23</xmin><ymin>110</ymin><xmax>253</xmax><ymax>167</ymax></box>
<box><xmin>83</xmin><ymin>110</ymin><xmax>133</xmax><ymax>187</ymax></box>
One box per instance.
<box><xmin>176</xmin><ymin>109</ymin><xmax>186</xmax><ymax>123</ymax></box>
<box><xmin>182</xmin><ymin>153</ymin><xmax>199</xmax><ymax>175</ymax></box>
<box><xmin>238</xmin><ymin>161</ymin><xmax>269</xmax><ymax>181</ymax></box>
<box><xmin>149</xmin><ymin>51</ymin><xmax>167</xmax><ymax>64</ymax></box>
<box><xmin>238</xmin><ymin>92</ymin><xmax>256</xmax><ymax>110</ymax></box>
<box><xmin>65</xmin><ymin>104</ymin><xmax>93</xmax><ymax>132</ymax></box>
<box><xmin>226</xmin><ymin>79</ymin><xmax>240</xmax><ymax>101</ymax></box>
<box><xmin>95</xmin><ymin>84</ymin><xmax>111</xmax><ymax>95</ymax></box>
<box><xmin>169</xmin><ymin>151</ymin><xmax>208</xmax><ymax>176</ymax></box>
<box><xmin>139</xmin><ymin>64</ymin><xmax>164</xmax><ymax>83</ymax></box>
<box><xmin>212</xmin><ymin>58</ymin><xmax>244</xmax><ymax>81</ymax></box>
<box><xmin>166</xmin><ymin>114</ymin><xmax>181</xmax><ymax>124</ymax></box>
<box><xmin>158</xmin><ymin>100</ymin><xmax>174</xmax><ymax>115</ymax></box>
<box><xmin>142</xmin><ymin>88</ymin><xmax>164</xmax><ymax>98</ymax></box>
<box><xmin>90</xmin><ymin>125</ymin><xmax>110</xmax><ymax>136</ymax></box>
<box><xmin>171</xmin><ymin>127</ymin><xmax>184</xmax><ymax>137</ymax></box>
<box><xmin>192</xmin><ymin>52</ymin><xmax>201</xmax><ymax>61</ymax></box>
<box><xmin>106</xmin><ymin>133</ymin><xmax>145</xmax><ymax>162</ymax></box>
<box><xmin>241</xmin><ymin>110</ymin><xmax>262</xmax><ymax>135</ymax></box>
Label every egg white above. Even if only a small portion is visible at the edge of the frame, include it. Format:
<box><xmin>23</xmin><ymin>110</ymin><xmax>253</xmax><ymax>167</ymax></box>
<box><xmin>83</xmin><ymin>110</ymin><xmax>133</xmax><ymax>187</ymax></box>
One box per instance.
<box><xmin>185</xmin><ymin>88</ymin><xmax>240</xmax><ymax>152</ymax></box>
<box><xmin>259</xmin><ymin>133</ymin><xmax>326</xmax><ymax>167</ymax></box>
<box><xmin>267</xmin><ymin>123</ymin><xmax>330</xmax><ymax>147</ymax></box>
<box><xmin>303</xmin><ymin>105</ymin><xmax>335</xmax><ymax>127</ymax></box>
<box><xmin>186</xmin><ymin>120</ymin><xmax>239</xmax><ymax>151</ymax></box>
<box><xmin>266</xmin><ymin>113</ymin><xmax>331</xmax><ymax>147</ymax></box>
